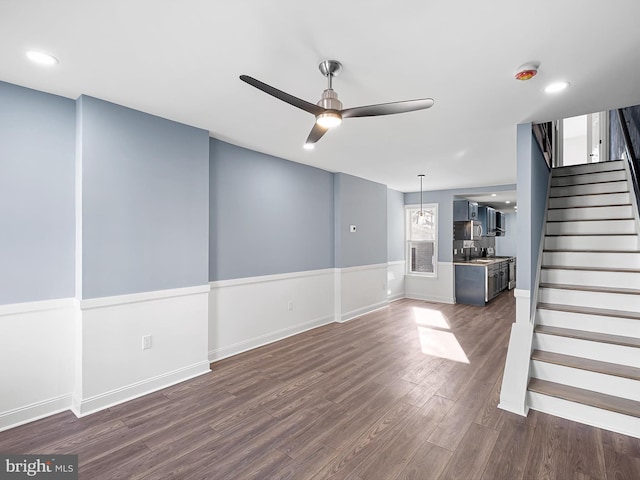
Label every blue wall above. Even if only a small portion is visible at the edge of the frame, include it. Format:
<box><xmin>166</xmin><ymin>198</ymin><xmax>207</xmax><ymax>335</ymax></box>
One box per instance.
<box><xmin>516</xmin><ymin>123</ymin><xmax>550</xmax><ymax>294</ymax></box>
<box><xmin>387</xmin><ymin>189</ymin><xmax>405</xmax><ymax>262</ymax></box>
<box><xmin>0</xmin><ymin>82</ymin><xmax>76</xmax><ymax>304</ymax></box>
<box><xmin>495</xmin><ymin>212</ymin><xmax>517</xmax><ymax>257</ymax></box>
<box><xmin>334</xmin><ymin>173</ymin><xmax>388</xmax><ymax>268</ymax></box>
<box><xmin>405</xmin><ymin>184</ymin><xmax>516</xmax><ymax>263</ymax></box>
<box><xmin>78</xmin><ymin>96</ymin><xmax>210</xmax><ymax>298</ymax></box>
<box><xmin>209</xmin><ymin>139</ymin><xmax>334</xmax><ymax>281</ymax></box>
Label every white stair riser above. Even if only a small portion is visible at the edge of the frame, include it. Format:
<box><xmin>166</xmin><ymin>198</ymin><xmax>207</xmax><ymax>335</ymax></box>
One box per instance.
<box><xmin>547</xmin><ymin>205</ymin><xmax>634</xmax><ymax>222</ymax></box>
<box><xmin>534</xmin><ymin>333</ymin><xmax>640</xmax><ymax>368</ymax></box>
<box><xmin>544</xmin><ymin>235</ymin><xmax>639</xmax><ymax>251</ymax></box>
<box><xmin>539</xmin><ymin>288</ymin><xmax>640</xmax><ymax>311</ymax></box>
<box><xmin>542</xmin><ymin>251</ymin><xmax>640</xmax><ymax>269</ymax></box>
<box><xmin>540</xmin><ymin>268</ymin><xmax>640</xmax><ymax>289</ymax></box>
<box><xmin>550</xmin><ymin>181</ymin><xmax>629</xmax><ymax>197</ymax></box>
<box><xmin>546</xmin><ymin>219</ymin><xmax>637</xmax><ymax>235</ymax></box>
<box><xmin>531</xmin><ymin>361</ymin><xmax>640</xmax><ymax>402</ymax></box>
<box><xmin>549</xmin><ymin>192</ymin><xmax>631</xmax><ymax>209</ymax></box>
<box><xmin>551</xmin><ymin>170</ymin><xmax>627</xmax><ymax>187</ymax></box>
<box><xmin>536</xmin><ymin>309</ymin><xmax>640</xmax><ymax>338</ymax></box>
<box><xmin>527</xmin><ymin>391</ymin><xmax>640</xmax><ymax>439</ymax></box>
<box><xmin>553</xmin><ymin>161</ymin><xmax>625</xmax><ymax>177</ymax></box>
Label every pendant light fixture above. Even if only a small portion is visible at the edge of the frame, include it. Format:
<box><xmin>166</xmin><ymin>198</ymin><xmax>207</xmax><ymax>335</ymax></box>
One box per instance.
<box><xmin>415</xmin><ymin>174</ymin><xmax>428</xmax><ymax>225</ymax></box>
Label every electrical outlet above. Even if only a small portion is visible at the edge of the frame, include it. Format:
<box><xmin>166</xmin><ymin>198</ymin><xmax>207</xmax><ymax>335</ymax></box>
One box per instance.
<box><xmin>287</xmin><ymin>300</ymin><xmax>293</xmax><ymax>311</ymax></box>
<box><xmin>142</xmin><ymin>335</ymin><xmax>152</xmax><ymax>350</ymax></box>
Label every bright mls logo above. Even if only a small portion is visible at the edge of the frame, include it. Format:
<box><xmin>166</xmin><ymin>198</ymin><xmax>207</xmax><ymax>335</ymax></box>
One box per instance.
<box><xmin>0</xmin><ymin>455</ymin><xmax>77</xmax><ymax>479</ymax></box>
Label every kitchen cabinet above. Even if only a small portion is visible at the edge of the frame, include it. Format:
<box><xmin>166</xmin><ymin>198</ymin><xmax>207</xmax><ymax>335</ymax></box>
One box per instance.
<box><xmin>454</xmin><ymin>257</ymin><xmax>514</xmax><ymax>305</ymax></box>
<box><xmin>478</xmin><ymin>206</ymin><xmax>496</xmax><ymax>236</ymax></box>
<box><xmin>496</xmin><ymin>211</ymin><xmax>506</xmax><ymax>236</ymax></box>
<box><xmin>453</xmin><ymin>200</ymin><xmax>478</xmax><ymax>221</ymax></box>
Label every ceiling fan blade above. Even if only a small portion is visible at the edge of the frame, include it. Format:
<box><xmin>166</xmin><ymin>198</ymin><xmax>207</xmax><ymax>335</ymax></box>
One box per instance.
<box><xmin>239</xmin><ymin>75</ymin><xmax>325</xmax><ymax>116</ymax></box>
<box><xmin>341</xmin><ymin>98</ymin><xmax>434</xmax><ymax>118</ymax></box>
<box><xmin>305</xmin><ymin>123</ymin><xmax>329</xmax><ymax>145</ymax></box>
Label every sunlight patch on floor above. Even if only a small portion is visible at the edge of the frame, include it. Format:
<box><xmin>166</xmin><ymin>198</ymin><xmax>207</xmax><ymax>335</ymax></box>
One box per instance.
<box><xmin>413</xmin><ymin>307</ymin><xmax>469</xmax><ymax>363</ymax></box>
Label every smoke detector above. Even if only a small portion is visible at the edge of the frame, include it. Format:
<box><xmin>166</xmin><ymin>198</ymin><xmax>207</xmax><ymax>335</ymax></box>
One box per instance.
<box><xmin>514</xmin><ymin>63</ymin><xmax>539</xmax><ymax>81</ymax></box>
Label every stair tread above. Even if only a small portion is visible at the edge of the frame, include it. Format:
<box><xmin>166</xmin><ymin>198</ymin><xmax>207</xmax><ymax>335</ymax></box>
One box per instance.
<box><xmin>541</xmin><ymin>265</ymin><xmax>640</xmax><ymax>273</ymax></box>
<box><xmin>548</xmin><ymin>203</ymin><xmax>632</xmax><ymax>210</ymax></box>
<box><xmin>532</xmin><ymin>350</ymin><xmax>640</xmax><ymax>380</ymax></box>
<box><xmin>539</xmin><ymin>282</ymin><xmax>640</xmax><ymax>295</ymax></box>
<box><xmin>552</xmin><ymin>161</ymin><xmax>624</xmax><ymax>174</ymax></box>
<box><xmin>528</xmin><ymin>378</ymin><xmax>640</xmax><ymax>418</ymax></box>
<box><xmin>535</xmin><ymin>325</ymin><xmax>640</xmax><ymax>347</ymax></box>
<box><xmin>546</xmin><ymin>217</ymin><xmax>635</xmax><ymax>222</ymax></box>
<box><xmin>544</xmin><ymin>233</ymin><xmax>637</xmax><ymax>237</ymax></box>
<box><xmin>543</xmin><ymin>249</ymin><xmax>640</xmax><ymax>253</ymax></box>
<box><xmin>538</xmin><ymin>302</ymin><xmax>640</xmax><ymax>320</ymax></box>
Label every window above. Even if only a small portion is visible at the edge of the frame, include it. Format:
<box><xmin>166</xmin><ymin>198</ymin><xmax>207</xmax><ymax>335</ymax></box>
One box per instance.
<box><xmin>406</xmin><ymin>204</ymin><xmax>437</xmax><ymax>276</ymax></box>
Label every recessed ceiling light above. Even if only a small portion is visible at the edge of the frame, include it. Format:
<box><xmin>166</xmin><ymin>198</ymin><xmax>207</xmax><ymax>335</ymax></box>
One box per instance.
<box><xmin>491</xmin><ymin>194</ymin><xmax>497</xmax><ymax>197</ymax></box>
<box><xmin>26</xmin><ymin>50</ymin><xmax>58</xmax><ymax>65</ymax></box>
<box><xmin>506</xmin><ymin>201</ymin><xmax>511</xmax><ymax>204</ymax></box>
<box><xmin>544</xmin><ymin>81</ymin><xmax>570</xmax><ymax>94</ymax></box>
<box><xmin>303</xmin><ymin>143</ymin><xmax>315</xmax><ymax>150</ymax></box>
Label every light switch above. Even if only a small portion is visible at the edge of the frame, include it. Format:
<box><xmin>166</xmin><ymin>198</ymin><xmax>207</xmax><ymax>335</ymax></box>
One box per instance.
<box><xmin>350</xmin><ymin>225</ymin><xmax>356</xmax><ymax>233</ymax></box>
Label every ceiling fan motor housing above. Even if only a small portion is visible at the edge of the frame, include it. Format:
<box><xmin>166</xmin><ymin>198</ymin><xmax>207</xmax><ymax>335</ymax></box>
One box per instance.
<box><xmin>317</xmin><ymin>88</ymin><xmax>343</xmax><ymax>111</ymax></box>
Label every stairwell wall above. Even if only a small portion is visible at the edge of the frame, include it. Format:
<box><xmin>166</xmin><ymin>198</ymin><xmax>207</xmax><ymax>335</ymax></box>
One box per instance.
<box><xmin>499</xmin><ymin>122</ymin><xmax>551</xmax><ymax>416</ymax></box>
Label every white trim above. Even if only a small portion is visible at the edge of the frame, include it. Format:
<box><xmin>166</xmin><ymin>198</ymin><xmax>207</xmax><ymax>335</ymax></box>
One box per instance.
<box><xmin>497</xmin><ymin>400</ymin><xmax>529</xmax><ymax>417</ymax></box>
<box><xmin>339</xmin><ymin>263</ymin><xmax>388</xmax><ymax>273</ymax></box>
<box><xmin>0</xmin><ymin>394</ymin><xmax>73</xmax><ymax>433</ymax></box>
<box><xmin>80</xmin><ymin>284</ymin><xmax>210</xmax><ymax>310</ymax></box>
<box><xmin>387</xmin><ymin>260</ymin><xmax>405</xmax><ymax>266</ymax></box>
<box><xmin>405</xmin><ymin>203</ymin><xmax>439</xmax><ymax>278</ymax></box>
<box><xmin>0</xmin><ymin>297</ymin><xmax>76</xmax><ymax>317</ymax></box>
<box><xmin>404</xmin><ymin>293</ymin><xmax>455</xmax><ymax>304</ymax></box>
<box><xmin>209</xmin><ymin>314</ymin><xmax>334</xmax><ymax>362</ymax></box>
<box><xmin>210</xmin><ymin>268</ymin><xmax>336</xmax><ymax>288</ymax></box>
<box><xmin>339</xmin><ymin>300</ymin><xmax>388</xmax><ymax>323</ymax></box>
<box><xmin>388</xmin><ymin>293</ymin><xmax>405</xmax><ymax>302</ymax></box>
<box><xmin>514</xmin><ymin>288</ymin><xmax>531</xmax><ymax>299</ymax></box>
<box><xmin>72</xmin><ymin>361</ymin><xmax>210</xmax><ymax>417</ymax></box>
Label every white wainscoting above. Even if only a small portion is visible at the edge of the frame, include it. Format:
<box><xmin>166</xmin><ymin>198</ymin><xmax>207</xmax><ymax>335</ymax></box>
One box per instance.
<box><xmin>338</xmin><ymin>264</ymin><xmax>389</xmax><ymax>322</ymax></box>
<box><xmin>73</xmin><ymin>285</ymin><xmax>211</xmax><ymax>416</ymax></box>
<box><xmin>0</xmin><ymin>299</ymin><xmax>76</xmax><ymax>432</ymax></box>
<box><xmin>209</xmin><ymin>269</ymin><xmax>335</xmax><ymax>362</ymax></box>
<box><xmin>404</xmin><ymin>262</ymin><xmax>455</xmax><ymax>304</ymax></box>
<box><xmin>387</xmin><ymin>261</ymin><xmax>406</xmax><ymax>301</ymax></box>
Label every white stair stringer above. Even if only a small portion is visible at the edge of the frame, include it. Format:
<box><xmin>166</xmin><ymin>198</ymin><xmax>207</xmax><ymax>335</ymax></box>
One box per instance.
<box><xmin>526</xmin><ymin>160</ymin><xmax>640</xmax><ymax>439</ymax></box>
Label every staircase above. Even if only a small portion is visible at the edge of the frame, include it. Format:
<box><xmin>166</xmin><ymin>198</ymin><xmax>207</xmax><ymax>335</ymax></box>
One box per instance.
<box><xmin>526</xmin><ymin>159</ymin><xmax>640</xmax><ymax>438</ymax></box>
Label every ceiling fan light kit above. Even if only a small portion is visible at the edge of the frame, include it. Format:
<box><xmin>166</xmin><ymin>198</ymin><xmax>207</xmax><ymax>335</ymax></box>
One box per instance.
<box><xmin>240</xmin><ymin>60</ymin><xmax>434</xmax><ymax>147</ymax></box>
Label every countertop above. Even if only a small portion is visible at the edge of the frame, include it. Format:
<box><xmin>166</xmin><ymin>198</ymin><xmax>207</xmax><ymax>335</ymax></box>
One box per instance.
<box><xmin>453</xmin><ymin>256</ymin><xmax>515</xmax><ymax>266</ymax></box>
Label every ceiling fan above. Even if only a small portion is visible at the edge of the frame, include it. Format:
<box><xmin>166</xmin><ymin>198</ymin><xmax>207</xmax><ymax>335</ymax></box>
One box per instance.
<box><xmin>240</xmin><ymin>60</ymin><xmax>434</xmax><ymax>148</ymax></box>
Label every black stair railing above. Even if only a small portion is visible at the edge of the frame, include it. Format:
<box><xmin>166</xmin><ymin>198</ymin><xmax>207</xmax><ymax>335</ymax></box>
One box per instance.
<box><xmin>616</xmin><ymin>108</ymin><xmax>640</xmax><ymax>208</ymax></box>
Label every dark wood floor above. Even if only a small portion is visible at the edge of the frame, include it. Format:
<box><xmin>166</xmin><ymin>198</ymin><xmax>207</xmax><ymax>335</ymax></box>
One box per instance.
<box><xmin>2</xmin><ymin>292</ymin><xmax>640</xmax><ymax>479</ymax></box>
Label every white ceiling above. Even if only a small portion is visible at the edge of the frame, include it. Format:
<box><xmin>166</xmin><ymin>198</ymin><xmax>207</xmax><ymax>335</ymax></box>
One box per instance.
<box><xmin>2</xmin><ymin>1</ymin><xmax>640</xmax><ymax>193</ymax></box>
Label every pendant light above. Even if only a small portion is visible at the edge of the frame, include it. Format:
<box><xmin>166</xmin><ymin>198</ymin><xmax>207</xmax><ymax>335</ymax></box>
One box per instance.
<box><xmin>415</xmin><ymin>174</ymin><xmax>428</xmax><ymax>225</ymax></box>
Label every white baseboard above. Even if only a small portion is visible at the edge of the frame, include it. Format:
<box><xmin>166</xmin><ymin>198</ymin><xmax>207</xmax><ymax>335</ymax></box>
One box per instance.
<box><xmin>208</xmin><ymin>314</ymin><xmax>334</xmax><ymax>362</ymax></box>
<box><xmin>209</xmin><ymin>269</ymin><xmax>336</xmax><ymax>363</ymax></box>
<box><xmin>339</xmin><ymin>300</ymin><xmax>389</xmax><ymax>323</ymax></box>
<box><xmin>0</xmin><ymin>394</ymin><xmax>73</xmax><ymax>433</ymax></box>
<box><xmin>404</xmin><ymin>262</ymin><xmax>455</xmax><ymax>305</ymax></box>
<box><xmin>72</xmin><ymin>361</ymin><xmax>210</xmax><ymax>417</ymax></box>
<box><xmin>0</xmin><ymin>285</ymin><xmax>210</xmax><ymax>430</ymax></box>
<box><xmin>0</xmin><ymin>298</ymin><xmax>75</xmax><ymax>432</ymax></box>
<box><xmin>497</xmin><ymin>400</ymin><xmax>529</xmax><ymax>417</ymax></box>
<box><xmin>388</xmin><ymin>293</ymin><xmax>405</xmax><ymax>302</ymax></box>
<box><xmin>404</xmin><ymin>293</ymin><xmax>455</xmax><ymax>304</ymax></box>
